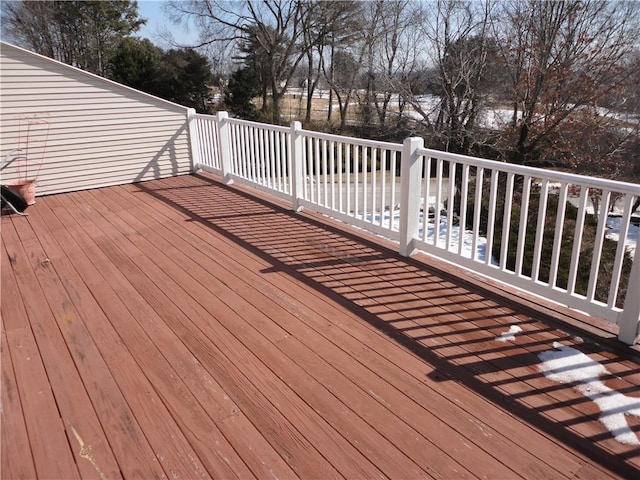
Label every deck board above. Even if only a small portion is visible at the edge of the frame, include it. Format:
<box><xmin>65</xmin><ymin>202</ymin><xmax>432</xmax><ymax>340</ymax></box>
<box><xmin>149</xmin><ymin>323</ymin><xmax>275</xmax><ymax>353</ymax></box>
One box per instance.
<box><xmin>40</xmin><ymin>193</ymin><xmax>259</xmax><ymax>479</ymax></box>
<box><xmin>0</xmin><ymin>323</ymin><xmax>38</xmax><ymax>480</ymax></box>
<box><xmin>2</xmin><ymin>223</ymin><xmax>83</xmax><ymax>479</ymax></box>
<box><xmin>2</xmin><ymin>173</ymin><xmax>639</xmax><ymax>479</ymax></box>
<box><xmin>98</xmin><ymin>186</ymin><xmax>482</xmax><ymax>477</ymax></box>
<box><xmin>119</xmin><ymin>180</ymin><xmax>557</xmax><ymax>477</ymax></box>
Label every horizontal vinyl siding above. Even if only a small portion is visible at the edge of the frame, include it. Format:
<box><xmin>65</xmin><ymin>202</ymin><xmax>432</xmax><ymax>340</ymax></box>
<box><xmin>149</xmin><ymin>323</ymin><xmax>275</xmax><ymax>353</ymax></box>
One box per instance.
<box><xmin>0</xmin><ymin>42</ymin><xmax>192</xmax><ymax>196</ymax></box>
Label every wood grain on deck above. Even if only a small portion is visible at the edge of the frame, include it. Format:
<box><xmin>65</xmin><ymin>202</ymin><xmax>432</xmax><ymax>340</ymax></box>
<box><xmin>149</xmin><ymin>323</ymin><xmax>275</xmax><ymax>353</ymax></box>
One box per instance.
<box><xmin>2</xmin><ymin>173</ymin><xmax>638</xmax><ymax>479</ymax></box>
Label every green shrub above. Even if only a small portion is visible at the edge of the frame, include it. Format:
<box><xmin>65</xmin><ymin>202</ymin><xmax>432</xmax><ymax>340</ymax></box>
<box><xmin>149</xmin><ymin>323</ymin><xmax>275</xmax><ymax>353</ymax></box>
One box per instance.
<box><xmin>460</xmin><ymin>175</ymin><xmax>631</xmax><ymax>307</ymax></box>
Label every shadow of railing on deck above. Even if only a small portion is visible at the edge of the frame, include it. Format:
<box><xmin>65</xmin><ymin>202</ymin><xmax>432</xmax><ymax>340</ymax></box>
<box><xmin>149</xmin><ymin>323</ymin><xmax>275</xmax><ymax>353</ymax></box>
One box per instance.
<box><xmin>135</xmin><ymin>173</ymin><xmax>640</xmax><ymax>477</ymax></box>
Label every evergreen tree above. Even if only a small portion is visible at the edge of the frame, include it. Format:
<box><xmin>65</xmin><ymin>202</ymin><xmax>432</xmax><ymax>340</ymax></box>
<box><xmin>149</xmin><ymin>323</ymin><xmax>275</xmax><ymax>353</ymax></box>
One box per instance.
<box><xmin>109</xmin><ymin>37</ymin><xmax>163</xmax><ymax>92</ymax></box>
<box><xmin>224</xmin><ymin>68</ymin><xmax>261</xmax><ymax>121</ymax></box>
<box><xmin>155</xmin><ymin>48</ymin><xmax>214</xmax><ymax>113</ymax></box>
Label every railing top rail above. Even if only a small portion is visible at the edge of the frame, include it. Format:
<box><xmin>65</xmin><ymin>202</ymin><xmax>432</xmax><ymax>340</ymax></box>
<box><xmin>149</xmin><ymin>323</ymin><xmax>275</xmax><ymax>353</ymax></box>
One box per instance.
<box><xmin>192</xmin><ymin>113</ymin><xmax>219</xmax><ymax>121</ymax></box>
<box><xmin>228</xmin><ymin>117</ymin><xmax>290</xmax><ymax>133</ymax></box>
<box><xmin>193</xmin><ymin>113</ymin><xmax>291</xmax><ymax>133</ymax></box>
<box><xmin>300</xmin><ymin>128</ymin><xmax>403</xmax><ymax>151</ymax></box>
<box><xmin>419</xmin><ymin>147</ymin><xmax>640</xmax><ymax>196</ymax></box>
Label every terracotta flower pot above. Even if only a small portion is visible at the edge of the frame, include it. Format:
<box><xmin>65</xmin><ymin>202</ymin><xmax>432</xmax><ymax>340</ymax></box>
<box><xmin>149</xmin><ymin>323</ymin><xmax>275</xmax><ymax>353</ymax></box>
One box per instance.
<box><xmin>8</xmin><ymin>179</ymin><xmax>37</xmax><ymax>205</ymax></box>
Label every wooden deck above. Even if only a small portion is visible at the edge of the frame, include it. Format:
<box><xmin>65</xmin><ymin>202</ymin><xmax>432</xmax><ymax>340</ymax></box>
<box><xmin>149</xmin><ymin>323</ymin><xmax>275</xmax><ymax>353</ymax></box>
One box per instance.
<box><xmin>2</xmin><ymin>173</ymin><xmax>639</xmax><ymax>479</ymax></box>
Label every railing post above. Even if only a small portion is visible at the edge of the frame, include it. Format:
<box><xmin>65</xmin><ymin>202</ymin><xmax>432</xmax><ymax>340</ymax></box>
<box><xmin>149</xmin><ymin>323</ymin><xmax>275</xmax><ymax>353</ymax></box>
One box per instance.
<box><xmin>618</xmin><ymin>235</ymin><xmax>640</xmax><ymax>345</ymax></box>
<box><xmin>290</xmin><ymin>121</ymin><xmax>304</xmax><ymax>212</ymax></box>
<box><xmin>399</xmin><ymin>137</ymin><xmax>424</xmax><ymax>257</ymax></box>
<box><xmin>187</xmin><ymin>108</ymin><xmax>201</xmax><ymax>173</ymax></box>
<box><xmin>216</xmin><ymin>111</ymin><xmax>234</xmax><ymax>185</ymax></box>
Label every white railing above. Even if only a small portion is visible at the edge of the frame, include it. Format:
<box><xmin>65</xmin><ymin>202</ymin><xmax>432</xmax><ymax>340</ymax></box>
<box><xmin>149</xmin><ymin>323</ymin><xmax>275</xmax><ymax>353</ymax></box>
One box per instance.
<box><xmin>188</xmin><ymin>110</ymin><xmax>640</xmax><ymax>345</ymax></box>
<box><xmin>190</xmin><ymin>111</ymin><xmax>293</xmax><ymax>202</ymax></box>
<box><xmin>297</xmin><ymin>127</ymin><xmax>403</xmax><ymax>240</ymax></box>
<box><xmin>189</xmin><ymin>112</ymin><xmax>222</xmax><ymax>171</ymax></box>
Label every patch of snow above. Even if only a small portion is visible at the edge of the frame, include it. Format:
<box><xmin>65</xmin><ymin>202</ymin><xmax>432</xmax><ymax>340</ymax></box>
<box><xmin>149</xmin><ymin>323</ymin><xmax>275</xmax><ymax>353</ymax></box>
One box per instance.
<box><xmin>360</xmin><ymin>188</ymin><xmax>636</xmax><ymax>262</ymax></box>
<box><xmin>422</xmin><ymin>216</ymin><xmax>491</xmax><ymax>262</ymax></box>
<box><xmin>538</xmin><ymin>343</ymin><xmax>640</xmax><ymax>446</ymax></box>
<box><xmin>495</xmin><ymin>325</ymin><xmax>523</xmax><ymax>342</ymax></box>
<box><xmin>605</xmin><ymin>216</ymin><xmax>638</xmax><ymax>259</ymax></box>
<box><xmin>363</xmin><ymin>209</ymin><xmax>491</xmax><ymax>262</ymax></box>
<box><xmin>478</xmin><ymin>108</ymin><xmax>523</xmax><ymax>130</ymax></box>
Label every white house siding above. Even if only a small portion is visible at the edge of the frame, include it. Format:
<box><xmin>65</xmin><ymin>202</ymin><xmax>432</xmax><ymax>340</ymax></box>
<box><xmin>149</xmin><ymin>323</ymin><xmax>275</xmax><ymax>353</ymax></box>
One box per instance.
<box><xmin>0</xmin><ymin>42</ymin><xmax>192</xmax><ymax>196</ymax></box>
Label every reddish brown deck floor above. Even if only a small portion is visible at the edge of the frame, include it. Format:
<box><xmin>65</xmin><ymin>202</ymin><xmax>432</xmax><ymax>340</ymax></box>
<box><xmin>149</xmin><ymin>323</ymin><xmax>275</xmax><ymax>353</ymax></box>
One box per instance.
<box><xmin>2</xmin><ymin>173</ymin><xmax>639</xmax><ymax>479</ymax></box>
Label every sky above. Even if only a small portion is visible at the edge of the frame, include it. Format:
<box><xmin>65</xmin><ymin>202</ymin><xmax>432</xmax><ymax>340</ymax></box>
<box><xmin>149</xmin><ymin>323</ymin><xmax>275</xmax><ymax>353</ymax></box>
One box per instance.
<box><xmin>135</xmin><ymin>0</ymin><xmax>199</xmax><ymax>47</ymax></box>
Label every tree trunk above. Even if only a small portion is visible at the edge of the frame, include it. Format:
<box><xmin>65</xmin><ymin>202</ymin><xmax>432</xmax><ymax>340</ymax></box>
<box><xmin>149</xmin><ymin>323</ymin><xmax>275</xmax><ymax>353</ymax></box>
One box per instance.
<box><xmin>272</xmin><ymin>91</ymin><xmax>282</xmax><ymax>124</ymax></box>
<box><xmin>327</xmin><ymin>41</ymin><xmax>335</xmax><ymax>122</ymax></box>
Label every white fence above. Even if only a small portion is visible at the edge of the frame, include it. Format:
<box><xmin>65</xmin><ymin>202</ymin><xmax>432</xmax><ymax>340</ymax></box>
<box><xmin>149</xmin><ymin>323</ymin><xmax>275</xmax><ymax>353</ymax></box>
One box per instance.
<box><xmin>188</xmin><ymin>110</ymin><xmax>640</xmax><ymax>345</ymax></box>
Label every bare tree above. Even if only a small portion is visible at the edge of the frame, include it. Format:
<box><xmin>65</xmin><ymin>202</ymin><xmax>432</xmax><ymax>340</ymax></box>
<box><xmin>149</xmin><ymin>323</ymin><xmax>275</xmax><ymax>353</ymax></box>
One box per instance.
<box><xmin>169</xmin><ymin>0</ymin><xmax>325</xmax><ymax>123</ymax></box>
<box><xmin>357</xmin><ymin>0</ymin><xmax>422</xmax><ymax>129</ymax></box>
<box><xmin>298</xmin><ymin>1</ymin><xmax>361</xmax><ymax>123</ymax></box>
<box><xmin>321</xmin><ymin>1</ymin><xmax>384</xmax><ymax>130</ymax></box>
<box><xmin>2</xmin><ymin>0</ymin><xmax>144</xmax><ymax>77</ymax></box>
<box><xmin>494</xmin><ymin>0</ymin><xmax>640</xmax><ymax>165</ymax></box>
<box><xmin>321</xmin><ymin>2</ymin><xmax>366</xmax><ymax>126</ymax></box>
<box><xmin>409</xmin><ymin>0</ymin><xmax>497</xmax><ymax>153</ymax></box>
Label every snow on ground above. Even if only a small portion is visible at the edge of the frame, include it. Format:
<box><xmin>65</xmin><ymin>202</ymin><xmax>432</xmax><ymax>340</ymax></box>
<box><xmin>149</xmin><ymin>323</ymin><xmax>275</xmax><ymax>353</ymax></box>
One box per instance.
<box><xmin>367</xmin><ymin>196</ymin><xmax>637</xmax><ymax>261</ymax></box>
<box><xmin>539</xmin><ymin>186</ymin><xmax>639</xmax><ymax>258</ymax></box>
<box><xmin>420</xmin><ymin>215</ymin><xmax>490</xmax><ymax>261</ymax></box>
<box><xmin>364</xmin><ymin>204</ymin><xmax>490</xmax><ymax>262</ymax></box>
<box><xmin>478</xmin><ymin>108</ymin><xmax>523</xmax><ymax>130</ymax></box>
<box><xmin>495</xmin><ymin>325</ymin><xmax>523</xmax><ymax>342</ymax></box>
<box><xmin>367</xmin><ymin>200</ymin><xmax>638</xmax><ymax>262</ymax></box>
<box><xmin>605</xmin><ymin>216</ymin><xmax>638</xmax><ymax>259</ymax></box>
<box><xmin>538</xmin><ymin>343</ymin><xmax>640</xmax><ymax>446</ymax></box>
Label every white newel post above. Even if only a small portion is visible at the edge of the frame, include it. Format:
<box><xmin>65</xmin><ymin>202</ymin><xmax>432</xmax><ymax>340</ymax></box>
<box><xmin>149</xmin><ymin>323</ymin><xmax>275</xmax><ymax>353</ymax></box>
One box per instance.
<box><xmin>617</xmin><ymin>234</ymin><xmax>640</xmax><ymax>345</ymax></box>
<box><xmin>217</xmin><ymin>111</ymin><xmax>234</xmax><ymax>184</ymax></box>
<box><xmin>187</xmin><ymin>108</ymin><xmax>201</xmax><ymax>172</ymax></box>
<box><xmin>399</xmin><ymin>137</ymin><xmax>424</xmax><ymax>257</ymax></box>
<box><xmin>290</xmin><ymin>121</ymin><xmax>304</xmax><ymax>212</ymax></box>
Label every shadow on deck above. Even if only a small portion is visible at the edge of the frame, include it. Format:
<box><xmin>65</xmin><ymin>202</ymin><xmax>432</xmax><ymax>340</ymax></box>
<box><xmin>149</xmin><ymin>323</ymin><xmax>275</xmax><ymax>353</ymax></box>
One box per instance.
<box><xmin>2</xmin><ymin>172</ymin><xmax>638</xmax><ymax>479</ymax></box>
<box><xmin>137</xmin><ymin>173</ymin><xmax>640</xmax><ymax>477</ymax></box>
